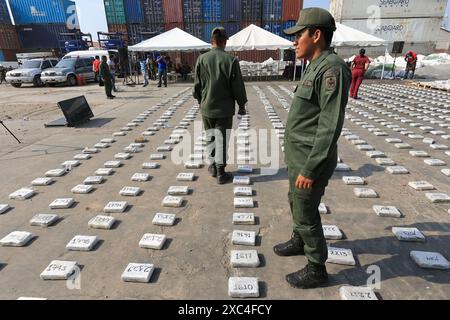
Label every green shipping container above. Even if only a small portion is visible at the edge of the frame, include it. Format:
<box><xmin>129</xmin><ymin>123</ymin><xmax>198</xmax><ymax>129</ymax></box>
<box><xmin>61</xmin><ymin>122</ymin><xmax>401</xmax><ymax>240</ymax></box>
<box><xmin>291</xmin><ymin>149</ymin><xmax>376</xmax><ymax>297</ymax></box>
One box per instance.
<box><xmin>104</xmin><ymin>0</ymin><xmax>126</xmax><ymax>24</ymax></box>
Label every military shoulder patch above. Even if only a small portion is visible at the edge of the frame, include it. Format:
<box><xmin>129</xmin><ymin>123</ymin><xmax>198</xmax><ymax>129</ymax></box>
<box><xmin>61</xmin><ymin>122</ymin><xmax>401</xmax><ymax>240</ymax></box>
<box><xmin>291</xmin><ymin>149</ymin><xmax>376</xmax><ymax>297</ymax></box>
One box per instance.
<box><xmin>324</xmin><ymin>67</ymin><xmax>340</xmax><ymax>91</ymax></box>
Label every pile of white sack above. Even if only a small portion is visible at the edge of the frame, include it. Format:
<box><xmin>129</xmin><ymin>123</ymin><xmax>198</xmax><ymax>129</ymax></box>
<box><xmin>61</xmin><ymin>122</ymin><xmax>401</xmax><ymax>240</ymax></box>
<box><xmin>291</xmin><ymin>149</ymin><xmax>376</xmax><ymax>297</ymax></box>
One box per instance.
<box><xmin>347</xmin><ymin>53</ymin><xmax>450</xmax><ymax>69</ymax></box>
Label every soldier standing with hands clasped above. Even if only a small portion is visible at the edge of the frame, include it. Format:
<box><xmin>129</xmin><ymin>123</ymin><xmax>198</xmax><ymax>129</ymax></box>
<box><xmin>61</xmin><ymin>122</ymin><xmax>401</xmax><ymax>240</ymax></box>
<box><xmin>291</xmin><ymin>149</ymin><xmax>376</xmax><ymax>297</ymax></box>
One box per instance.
<box><xmin>273</xmin><ymin>8</ymin><xmax>351</xmax><ymax>289</ymax></box>
<box><xmin>193</xmin><ymin>27</ymin><xmax>247</xmax><ymax>184</ymax></box>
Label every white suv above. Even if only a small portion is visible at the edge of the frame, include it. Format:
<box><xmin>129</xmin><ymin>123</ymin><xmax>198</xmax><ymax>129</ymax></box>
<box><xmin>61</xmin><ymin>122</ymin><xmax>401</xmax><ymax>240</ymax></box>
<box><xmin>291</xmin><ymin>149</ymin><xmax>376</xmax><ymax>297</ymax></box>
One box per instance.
<box><xmin>5</xmin><ymin>58</ymin><xmax>59</xmax><ymax>88</ymax></box>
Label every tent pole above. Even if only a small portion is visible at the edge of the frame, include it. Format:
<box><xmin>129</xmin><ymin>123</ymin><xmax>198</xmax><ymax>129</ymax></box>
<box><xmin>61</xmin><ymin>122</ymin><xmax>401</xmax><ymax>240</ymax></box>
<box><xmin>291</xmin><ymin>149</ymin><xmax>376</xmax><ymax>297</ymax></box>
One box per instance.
<box><xmin>381</xmin><ymin>46</ymin><xmax>387</xmax><ymax>80</ymax></box>
<box><xmin>293</xmin><ymin>59</ymin><xmax>297</xmax><ymax>81</ymax></box>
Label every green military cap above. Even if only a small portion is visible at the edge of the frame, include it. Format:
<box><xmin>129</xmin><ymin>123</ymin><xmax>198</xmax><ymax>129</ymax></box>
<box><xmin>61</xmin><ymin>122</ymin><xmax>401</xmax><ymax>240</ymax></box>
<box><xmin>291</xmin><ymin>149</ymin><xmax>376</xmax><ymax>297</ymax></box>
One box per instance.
<box><xmin>211</xmin><ymin>26</ymin><xmax>229</xmax><ymax>40</ymax></box>
<box><xmin>283</xmin><ymin>7</ymin><xmax>336</xmax><ymax>35</ymax></box>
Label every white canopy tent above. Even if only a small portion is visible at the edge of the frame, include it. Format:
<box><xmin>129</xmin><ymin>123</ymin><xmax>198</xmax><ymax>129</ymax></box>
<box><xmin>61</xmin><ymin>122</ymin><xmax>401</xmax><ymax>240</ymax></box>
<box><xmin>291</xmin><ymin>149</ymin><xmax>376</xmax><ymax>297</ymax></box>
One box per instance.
<box><xmin>128</xmin><ymin>27</ymin><xmax>210</xmax><ymax>52</ymax></box>
<box><xmin>224</xmin><ymin>24</ymin><xmax>294</xmax><ymax>80</ymax></box>
<box><xmin>225</xmin><ymin>24</ymin><xmax>294</xmax><ymax>51</ymax></box>
<box><xmin>332</xmin><ymin>23</ymin><xmax>388</xmax><ymax>47</ymax></box>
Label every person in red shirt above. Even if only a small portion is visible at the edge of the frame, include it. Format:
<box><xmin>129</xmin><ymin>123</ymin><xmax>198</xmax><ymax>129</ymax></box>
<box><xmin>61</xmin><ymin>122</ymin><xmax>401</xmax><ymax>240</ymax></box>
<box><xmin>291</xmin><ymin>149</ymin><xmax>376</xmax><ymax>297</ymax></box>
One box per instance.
<box><xmin>92</xmin><ymin>56</ymin><xmax>103</xmax><ymax>86</ymax></box>
<box><xmin>404</xmin><ymin>50</ymin><xmax>417</xmax><ymax>79</ymax></box>
<box><xmin>349</xmin><ymin>48</ymin><xmax>370</xmax><ymax>99</ymax></box>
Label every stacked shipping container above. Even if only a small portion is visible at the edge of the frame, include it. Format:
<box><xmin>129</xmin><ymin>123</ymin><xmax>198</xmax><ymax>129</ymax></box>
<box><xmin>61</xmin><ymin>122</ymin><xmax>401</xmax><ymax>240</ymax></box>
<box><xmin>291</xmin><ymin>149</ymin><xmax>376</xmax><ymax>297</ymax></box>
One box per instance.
<box><xmin>8</xmin><ymin>0</ymin><xmax>81</xmax><ymax>53</ymax></box>
<box><xmin>104</xmin><ymin>0</ymin><xmax>303</xmax><ymax>60</ymax></box>
<box><xmin>330</xmin><ymin>0</ymin><xmax>448</xmax><ymax>55</ymax></box>
<box><xmin>0</xmin><ymin>0</ymin><xmax>20</xmax><ymax>60</ymax></box>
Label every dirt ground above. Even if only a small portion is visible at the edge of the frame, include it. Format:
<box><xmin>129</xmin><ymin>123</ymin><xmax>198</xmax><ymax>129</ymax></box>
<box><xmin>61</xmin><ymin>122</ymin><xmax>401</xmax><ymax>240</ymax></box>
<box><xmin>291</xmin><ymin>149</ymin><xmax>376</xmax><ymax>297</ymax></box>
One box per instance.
<box><xmin>0</xmin><ymin>78</ymin><xmax>449</xmax><ymax>300</ymax></box>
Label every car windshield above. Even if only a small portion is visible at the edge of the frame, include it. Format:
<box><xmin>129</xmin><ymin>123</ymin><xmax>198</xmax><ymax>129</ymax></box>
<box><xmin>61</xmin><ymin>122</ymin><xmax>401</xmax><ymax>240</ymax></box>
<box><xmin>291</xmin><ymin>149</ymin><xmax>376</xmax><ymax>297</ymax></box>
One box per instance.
<box><xmin>55</xmin><ymin>59</ymin><xmax>76</xmax><ymax>68</ymax></box>
<box><xmin>21</xmin><ymin>60</ymin><xmax>41</xmax><ymax>69</ymax></box>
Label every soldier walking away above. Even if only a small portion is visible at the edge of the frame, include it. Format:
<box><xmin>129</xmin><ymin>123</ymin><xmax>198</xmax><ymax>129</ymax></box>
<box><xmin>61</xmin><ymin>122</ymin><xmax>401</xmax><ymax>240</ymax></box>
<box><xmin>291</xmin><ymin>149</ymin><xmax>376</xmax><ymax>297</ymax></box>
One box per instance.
<box><xmin>100</xmin><ymin>55</ymin><xmax>115</xmax><ymax>99</ymax></box>
<box><xmin>404</xmin><ymin>50</ymin><xmax>417</xmax><ymax>80</ymax></box>
<box><xmin>193</xmin><ymin>27</ymin><xmax>248</xmax><ymax>184</ymax></box>
<box><xmin>349</xmin><ymin>48</ymin><xmax>370</xmax><ymax>99</ymax></box>
<box><xmin>274</xmin><ymin>7</ymin><xmax>351</xmax><ymax>289</ymax></box>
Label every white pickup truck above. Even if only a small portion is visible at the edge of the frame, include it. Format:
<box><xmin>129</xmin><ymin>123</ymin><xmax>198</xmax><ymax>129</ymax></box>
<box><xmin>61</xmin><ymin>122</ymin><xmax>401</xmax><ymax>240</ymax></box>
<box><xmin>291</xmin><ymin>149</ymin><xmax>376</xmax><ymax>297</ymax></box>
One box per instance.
<box><xmin>5</xmin><ymin>58</ymin><xmax>59</xmax><ymax>87</ymax></box>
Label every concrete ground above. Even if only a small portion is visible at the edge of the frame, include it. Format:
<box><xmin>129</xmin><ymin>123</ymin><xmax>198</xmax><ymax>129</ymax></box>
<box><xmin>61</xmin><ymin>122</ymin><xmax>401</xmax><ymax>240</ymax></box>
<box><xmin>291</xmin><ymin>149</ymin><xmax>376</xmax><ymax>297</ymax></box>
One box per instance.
<box><xmin>0</xmin><ymin>78</ymin><xmax>449</xmax><ymax>300</ymax></box>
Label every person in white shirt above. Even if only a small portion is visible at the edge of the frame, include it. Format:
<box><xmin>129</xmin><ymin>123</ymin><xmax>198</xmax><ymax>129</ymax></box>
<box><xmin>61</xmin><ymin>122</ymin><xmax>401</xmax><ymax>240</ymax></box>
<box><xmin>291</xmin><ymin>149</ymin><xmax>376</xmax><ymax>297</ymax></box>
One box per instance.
<box><xmin>107</xmin><ymin>55</ymin><xmax>117</xmax><ymax>92</ymax></box>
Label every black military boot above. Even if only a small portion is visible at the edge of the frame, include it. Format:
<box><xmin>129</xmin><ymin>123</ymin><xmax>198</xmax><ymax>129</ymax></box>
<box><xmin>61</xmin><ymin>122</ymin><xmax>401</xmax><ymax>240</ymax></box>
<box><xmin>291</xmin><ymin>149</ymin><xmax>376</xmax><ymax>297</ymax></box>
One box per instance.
<box><xmin>208</xmin><ymin>163</ymin><xmax>217</xmax><ymax>177</ymax></box>
<box><xmin>286</xmin><ymin>262</ymin><xmax>328</xmax><ymax>289</ymax></box>
<box><xmin>273</xmin><ymin>232</ymin><xmax>305</xmax><ymax>256</ymax></box>
<box><xmin>217</xmin><ymin>167</ymin><xmax>232</xmax><ymax>184</ymax></box>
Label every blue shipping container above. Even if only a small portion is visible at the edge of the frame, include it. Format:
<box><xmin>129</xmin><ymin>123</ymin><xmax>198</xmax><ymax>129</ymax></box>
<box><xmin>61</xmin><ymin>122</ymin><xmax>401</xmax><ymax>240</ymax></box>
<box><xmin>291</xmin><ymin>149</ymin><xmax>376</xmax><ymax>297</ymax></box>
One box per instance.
<box><xmin>184</xmin><ymin>22</ymin><xmax>203</xmax><ymax>39</ymax></box>
<box><xmin>183</xmin><ymin>0</ymin><xmax>202</xmax><ymax>23</ymax></box>
<box><xmin>0</xmin><ymin>50</ymin><xmax>4</xmax><ymax>61</ymax></box>
<box><xmin>223</xmin><ymin>22</ymin><xmax>240</xmax><ymax>37</ymax></box>
<box><xmin>124</xmin><ymin>0</ymin><xmax>144</xmax><ymax>23</ymax></box>
<box><xmin>222</xmin><ymin>0</ymin><xmax>241</xmax><ymax>21</ymax></box>
<box><xmin>202</xmin><ymin>22</ymin><xmax>220</xmax><ymax>42</ymax></box>
<box><xmin>262</xmin><ymin>21</ymin><xmax>281</xmax><ymax>36</ymax></box>
<box><xmin>281</xmin><ymin>21</ymin><xmax>295</xmax><ymax>40</ymax></box>
<box><xmin>9</xmin><ymin>0</ymin><xmax>79</xmax><ymax>26</ymax></box>
<box><xmin>241</xmin><ymin>0</ymin><xmax>262</xmax><ymax>22</ymax></box>
<box><xmin>0</xmin><ymin>0</ymin><xmax>11</xmax><ymax>24</ymax></box>
<box><xmin>263</xmin><ymin>0</ymin><xmax>282</xmax><ymax>21</ymax></box>
<box><xmin>202</xmin><ymin>0</ymin><xmax>221</xmax><ymax>22</ymax></box>
<box><xmin>142</xmin><ymin>0</ymin><xmax>164</xmax><ymax>25</ymax></box>
<box><xmin>17</xmin><ymin>24</ymin><xmax>76</xmax><ymax>49</ymax></box>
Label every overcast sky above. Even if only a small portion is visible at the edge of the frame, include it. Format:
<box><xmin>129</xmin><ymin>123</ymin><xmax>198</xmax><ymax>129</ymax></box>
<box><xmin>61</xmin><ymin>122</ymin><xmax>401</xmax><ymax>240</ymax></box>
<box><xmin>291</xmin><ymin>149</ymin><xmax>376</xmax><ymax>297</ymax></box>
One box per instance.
<box><xmin>74</xmin><ymin>0</ymin><xmax>448</xmax><ymax>38</ymax></box>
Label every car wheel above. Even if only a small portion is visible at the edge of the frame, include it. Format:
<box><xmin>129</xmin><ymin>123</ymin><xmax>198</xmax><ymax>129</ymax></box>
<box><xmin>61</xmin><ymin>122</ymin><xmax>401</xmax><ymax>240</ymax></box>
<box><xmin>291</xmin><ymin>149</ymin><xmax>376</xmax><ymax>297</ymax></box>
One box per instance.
<box><xmin>33</xmin><ymin>76</ymin><xmax>44</xmax><ymax>87</ymax></box>
<box><xmin>11</xmin><ymin>83</ymin><xmax>22</xmax><ymax>88</ymax></box>
<box><xmin>67</xmin><ymin>75</ymin><xmax>77</xmax><ymax>86</ymax></box>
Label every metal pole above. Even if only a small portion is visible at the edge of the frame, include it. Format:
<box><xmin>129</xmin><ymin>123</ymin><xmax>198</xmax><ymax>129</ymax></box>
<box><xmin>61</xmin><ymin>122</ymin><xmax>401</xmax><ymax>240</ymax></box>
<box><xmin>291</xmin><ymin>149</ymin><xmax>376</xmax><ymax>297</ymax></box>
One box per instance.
<box><xmin>381</xmin><ymin>46</ymin><xmax>387</xmax><ymax>80</ymax></box>
<box><xmin>0</xmin><ymin>120</ymin><xmax>21</xmax><ymax>144</ymax></box>
<box><xmin>293</xmin><ymin>59</ymin><xmax>297</xmax><ymax>82</ymax></box>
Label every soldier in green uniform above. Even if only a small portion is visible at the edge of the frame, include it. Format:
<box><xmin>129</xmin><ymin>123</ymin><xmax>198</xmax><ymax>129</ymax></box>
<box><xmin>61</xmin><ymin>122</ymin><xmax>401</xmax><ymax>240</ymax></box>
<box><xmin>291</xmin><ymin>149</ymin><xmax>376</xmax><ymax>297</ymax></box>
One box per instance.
<box><xmin>99</xmin><ymin>55</ymin><xmax>115</xmax><ymax>100</ymax></box>
<box><xmin>193</xmin><ymin>27</ymin><xmax>248</xmax><ymax>184</ymax></box>
<box><xmin>273</xmin><ymin>8</ymin><xmax>351</xmax><ymax>288</ymax></box>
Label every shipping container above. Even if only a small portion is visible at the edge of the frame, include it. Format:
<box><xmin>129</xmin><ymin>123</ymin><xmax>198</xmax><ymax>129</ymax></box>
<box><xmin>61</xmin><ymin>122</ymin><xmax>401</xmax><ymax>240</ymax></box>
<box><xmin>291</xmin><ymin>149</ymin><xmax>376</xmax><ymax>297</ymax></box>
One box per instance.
<box><xmin>0</xmin><ymin>0</ymin><xmax>11</xmax><ymax>24</ymax></box>
<box><xmin>241</xmin><ymin>0</ymin><xmax>263</xmax><ymax>23</ymax></box>
<box><xmin>223</xmin><ymin>21</ymin><xmax>240</xmax><ymax>37</ymax></box>
<box><xmin>0</xmin><ymin>24</ymin><xmax>20</xmax><ymax>49</ymax></box>
<box><xmin>183</xmin><ymin>0</ymin><xmax>203</xmax><ymax>22</ymax></box>
<box><xmin>202</xmin><ymin>22</ymin><xmax>220</xmax><ymax>41</ymax></box>
<box><xmin>127</xmin><ymin>23</ymin><xmax>143</xmax><ymax>45</ymax></box>
<box><xmin>127</xmin><ymin>23</ymin><xmax>164</xmax><ymax>44</ymax></box>
<box><xmin>124</xmin><ymin>0</ymin><xmax>144</xmax><ymax>23</ymax></box>
<box><xmin>0</xmin><ymin>49</ymin><xmax>3</xmax><ymax>61</ymax></box>
<box><xmin>142</xmin><ymin>0</ymin><xmax>164</xmax><ymax>25</ymax></box>
<box><xmin>340</xmin><ymin>17</ymin><xmax>443</xmax><ymax>43</ymax></box>
<box><xmin>281</xmin><ymin>20</ymin><xmax>296</xmax><ymax>40</ymax></box>
<box><xmin>203</xmin><ymin>0</ymin><xmax>221</xmax><ymax>22</ymax></box>
<box><xmin>164</xmin><ymin>22</ymin><xmax>184</xmax><ymax>31</ymax></box>
<box><xmin>0</xmin><ymin>49</ymin><xmax>19</xmax><ymax>61</ymax></box>
<box><xmin>17</xmin><ymin>24</ymin><xmax>76</xmax><ymax>49</ymax></box>
<box><xmin>9</xmin><ymin>0</ymin><xmax>79</xmax><ymax>26</ymax></box>
<box><xmin>222</xmin><ymin>0</ymin><xmax>241</xmax><ymax>21</ymax></box>
<box><xmin>184</xmin><ymin>22</ymin><xmax>203</xmax><ymax>39</ymax></box>
<box><xmin>104</xmin><ymin>0</ymin><xmax>126</xmax><ymax>24</ymax></box>
<box><xmin>163</xmin><ymin>0</ymin><xmax>183</xmax><ymax>22</ymax></box>
<box><xmin>108</xmin><ymin>23</ymin><xmax>128</xmax><ymax>35</ymax></box>
<box><xmin>282</xmin><ymin>0</ymin><xmax>302</xmax><ymax>21</ymax></box>
<box><xmin>331</xmin><ymin>0</ymin><xmax>448</xmax><ymax>21</ymax></box>
<box><xmin>262</xmin><ymin>20</ymin><xmax>282</xmax><ymax>36</ymax></box>
<box><xmin>144</xmin><ymin>22</ymin><xmax>165</xmax><ymax>34</ymax></box>
<box><xmin>262</xmin><ymin>0</ymin><xmax>282</xmax><ymax>21</ymax></box>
